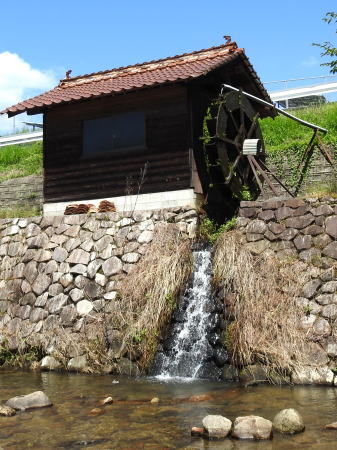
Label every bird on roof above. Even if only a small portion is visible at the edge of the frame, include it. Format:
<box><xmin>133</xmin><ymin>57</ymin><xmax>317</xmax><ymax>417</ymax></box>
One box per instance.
<box><xmin>65</xmin><ymin>70</ymin><xmax>72</xmax><ymax>79</ymax></box>
<box><xmin>223</xmin><ymin>36</ymin><xmax>232</xmax><ymax>45</ymax></box>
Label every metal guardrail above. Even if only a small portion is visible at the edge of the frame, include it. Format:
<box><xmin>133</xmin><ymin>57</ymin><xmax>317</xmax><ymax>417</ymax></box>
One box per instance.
<box><xmin>0</xmin><ymin>131</ymin><xmax>43</xmax><ymax>148</ymax></box>
<box><xmin>269</xmin><ymin>81</ymin><xmax>337</xmax><ymax>102</ymax></box>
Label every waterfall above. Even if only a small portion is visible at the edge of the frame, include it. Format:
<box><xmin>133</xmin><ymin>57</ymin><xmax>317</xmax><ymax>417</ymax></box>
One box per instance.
<box><xmin>151</xmin><ymin>244</ymin><xmax>227</xmax><ymax>380</ymax></box>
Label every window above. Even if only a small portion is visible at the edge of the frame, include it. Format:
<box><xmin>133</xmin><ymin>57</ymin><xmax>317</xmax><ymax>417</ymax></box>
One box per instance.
<box><xmin>82</xmin><ymin>111</ymin><xmax>145</xmax><ymax>157</ymax></box>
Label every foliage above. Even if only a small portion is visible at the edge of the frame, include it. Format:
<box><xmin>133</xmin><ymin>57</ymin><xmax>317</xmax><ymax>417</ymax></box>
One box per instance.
<box><xmin>0</xmin><ymin>142</ymin><xmax>42</xmax><ymax>182</ymax></box>
<box><xmin>213</xmin><ymin>231</ymin><xmax>310</xmax><ymax>375</ymax></box>
<box><xmin>0</xmin><ymin>341</ymin><xmax>44</xmax><ymax>368</ymax></box>
<box><xmin>199</xmin><ymin>216</ymin><xmax>237</xmax><ymax>244</ymax></box>
<box><xmin>313</xmin><ymin>12</ymin><xmax>337</xmax><ymax>73</ymax></box>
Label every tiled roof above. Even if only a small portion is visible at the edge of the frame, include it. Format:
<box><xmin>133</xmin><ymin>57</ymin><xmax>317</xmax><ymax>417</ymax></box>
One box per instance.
<box><xmin>1</xmin><ymin>42</ymin><xmax>269</xmax><ymax>116</ymax></box>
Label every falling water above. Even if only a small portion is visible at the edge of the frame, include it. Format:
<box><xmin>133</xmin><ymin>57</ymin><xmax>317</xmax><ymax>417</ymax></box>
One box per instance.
<box><xmin>152</xmin><ymin>244</ymin><xmax>226</xmax><ymax>380</ymax></box>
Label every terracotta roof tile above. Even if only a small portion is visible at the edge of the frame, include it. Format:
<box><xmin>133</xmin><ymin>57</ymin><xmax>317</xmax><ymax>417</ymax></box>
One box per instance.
<box><xmin>1</xmin><ymin>42</ymin><xmax>269</xmax><ymax>116</ymax></box>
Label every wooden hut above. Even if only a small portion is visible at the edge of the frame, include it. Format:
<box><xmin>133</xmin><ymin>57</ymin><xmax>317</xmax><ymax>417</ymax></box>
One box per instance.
<box><xmin>1</xmin><ymin>40</ymin><xmax>272</xmax><ymax>218</ymax></box>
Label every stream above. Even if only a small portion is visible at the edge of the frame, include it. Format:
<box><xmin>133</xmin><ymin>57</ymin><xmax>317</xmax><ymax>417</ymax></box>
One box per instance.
<box><xmin>1</xmin><ymin>371</ymin><xmax>337</xmax><ymax>448</ymax></box>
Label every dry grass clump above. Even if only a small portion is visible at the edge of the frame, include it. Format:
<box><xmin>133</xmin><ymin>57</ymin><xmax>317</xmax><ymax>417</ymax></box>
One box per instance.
<box><xmin>213</xmin><ymin>231</ymin><xmax>309</xmax><ymax>376</ymax></box>
<box><xmin>117</xmin><ymin>223</ymin><xmax>192</xmax><ymax>370</ymax></box>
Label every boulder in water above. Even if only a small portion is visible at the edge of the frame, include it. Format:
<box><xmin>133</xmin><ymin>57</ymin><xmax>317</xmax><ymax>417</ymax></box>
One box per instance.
<box><xmin>0</xmin><ymin>404</ymin><xmax>16</xmax><ymax>416</ymax></box>
<box><xmin>202</xmin><ymin>414</ymin><xmax>232</xmax><ymax>439</ymax></box>
<box><xmin>98</xmin><ymin>397</ymin><xmax>113</xmax><ymax>406</ymax></box>
<box><xmin>6</xmin><ymin>391</ymin><xmax>52</xmax><ymax>411</ymax></box>
<box><xmin>324</xmin><ymin>422</ymin><xmax>337</xmax><ymax>430</ymax></box>
<box><xmin>222</xmin><ymin>364</ymin><xmax>239</xmax><ymax>381</ymax></box>
<box><xmin>40</xmin><ymin>356</ymin><xmax>62</xmax><ymax>371</ymax></box>
<box><xmin>232</xmin><ymin>415</ymin><xmax>272</xmax><ymax>440</ymax></box>
<box><xmin>191</xmin><ymin>427</ymin><xmax>205</xmax><ymax>437</ymax></box>
<box><xmin>89</xmin><ymin>408</ymin><xmax>103</xmax><ymax>416</ymax></box>
<box><xmin>273</xmin><ymin>409</ymin><xmax>305</xmax><ymax>434</ymax></box>
<box><xmin>67</xmin><ymin>355</ymin><xmax>88</xmax><ymax>372</ymax></box>
<box><xmin>188</xmin><ymin>394</ymin><xmax>212</xmax><ymax>402</ymax></box>
<box><xmin>239</xmin><ymin>365</ymin><xmax>268</xmax><ymax>384</ymax></box>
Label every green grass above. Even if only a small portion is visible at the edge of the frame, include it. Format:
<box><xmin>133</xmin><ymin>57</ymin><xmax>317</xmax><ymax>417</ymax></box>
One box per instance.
<box><xmin>260</xmin><ymin>102</ymin><xmax>337</xmax><ymax>153</ymax></box>
<box><xmin>0</xmin><ymin>206</ymin><xmax>42</xmax><ymax>219</ymax></box>
<box><xmin>259</xmin><ymin>102</ymin><xmax>337</xmax><ymax>193</ymax></box>
<box><xmin>0</xmin><ymin>142</ymin><xmax>42</xmax><ymax>182</ymax></box>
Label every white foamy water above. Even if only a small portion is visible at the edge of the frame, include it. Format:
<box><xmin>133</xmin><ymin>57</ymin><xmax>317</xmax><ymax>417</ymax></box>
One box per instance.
<box><xmin>154</xmin><ymin>246</ymin><xmax>215</xmax><ymax>379</ymax></box>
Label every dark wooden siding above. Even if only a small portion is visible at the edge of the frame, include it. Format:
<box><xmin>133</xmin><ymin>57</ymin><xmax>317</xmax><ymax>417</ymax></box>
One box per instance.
<box><xmin>43</xmin><ymin>84</ymin><xmax>191</xmax><ymax>203</ymax></box>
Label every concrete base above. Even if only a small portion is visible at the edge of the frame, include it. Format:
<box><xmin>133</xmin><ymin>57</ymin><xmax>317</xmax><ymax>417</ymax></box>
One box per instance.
<box><xmin>43</xmin><ymin>189</ymin><xmax>202</xmax><ymax>216</ymax></box>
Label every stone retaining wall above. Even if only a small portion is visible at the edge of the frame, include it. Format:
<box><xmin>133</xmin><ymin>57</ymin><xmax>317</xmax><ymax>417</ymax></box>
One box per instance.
<box><xmin>0</xmin><ymin>207</ymin><xmax>198</xmax><ymax>373</ymax></box>
<box><xmin>237</xmin><ymin>197</ymin><xmax>337</xmax><ymax>384</ymax></box>
<box><xmin>0</xmin><ymin>175</ymin><xmax>43</xmax><ymax>212</ymax></box>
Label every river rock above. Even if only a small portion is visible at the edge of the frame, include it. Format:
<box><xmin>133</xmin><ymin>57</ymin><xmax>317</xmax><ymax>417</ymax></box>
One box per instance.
<box><xmin>324</xmin><ymin>422</ymin><xmax>337</xmax><ymax>430</ymax></box>
<box><xmin>6</xmin><ymin>391</ymin><xmax>52</xmax><ymax>411</ymax></box>
<box><xmin>273</xmin><ymin>408</ymin><xmax>305</xmax><ymax>434</ymax></box>
<box><xmin>202</xmin><ymin>415</ymin><xmax>232</xmax><ymax>439</ymax></box>
<box><xmin>188</xmin><ymin>394</ymin><xmax>212</xmax><ymax>402</ymax></box>
<box><xmin>67</xmin><ymin>355</ymin><xmax>88</xmax><ymax>372</ymax></box>
<box><xmin>293</xmin><ymin>367</ymin><xmax>334</xmax><ymax>385</ymax></box>
<box><xmin>0</xmin><ymin>404</ymin><xmax>16</xmax><ymax>416</ymax></box>
<box><xmin>118</xmin><ymin>357</ymin><xmax>139</xmax><ymax>376</ymax></box>
<box><xmin>191</xmin><ymin>427</ymin><xmax>205</xmax><ymax>437</ymax></box>
<box><xmin>89</xmin><ymin>407</ymin><xmax>103</xmax><ymax>416</ymax></box>
<box><xmin>232</xmin><ymin>416</ymin><xmax>272</xmax><ymax>440</ymax></box>
<box><xmin>98</xmin><ymin>396</ymin><xmax>113</xmax><ymax>406</ymax></box>
<box><xmin>40</xmin><ymin>356</ymin><xmax>62</xmax><ymax>371</ymax></box>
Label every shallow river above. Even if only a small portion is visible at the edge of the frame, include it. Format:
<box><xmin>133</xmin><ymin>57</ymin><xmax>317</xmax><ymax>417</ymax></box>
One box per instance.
<box><xmin>1</xmin><ymin>371</ymin><xmax>337</xmax><ymax>449</ymax></box>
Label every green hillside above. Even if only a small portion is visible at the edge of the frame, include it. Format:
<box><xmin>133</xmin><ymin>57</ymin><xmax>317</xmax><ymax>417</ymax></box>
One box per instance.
<box><xmin>260</xmin><ymin>102</ymin><xmax>337</xmax><ymax>194</ymax></box>
<box><xmin>0</xmin><ymin>141</ymin><xmax>42</xmax><ymax>182</ymax></box>
<box><xmin>260</xmin><ymin>102</ymin><xmax>337</xmax><ymax>154</ymax></box>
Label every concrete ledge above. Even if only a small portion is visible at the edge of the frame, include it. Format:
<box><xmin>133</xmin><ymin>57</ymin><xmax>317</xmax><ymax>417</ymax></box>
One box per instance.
<box><xmin>44</xmin><ymin>189</ymin><xmax>202</xmax><ymax>216</ymax></box>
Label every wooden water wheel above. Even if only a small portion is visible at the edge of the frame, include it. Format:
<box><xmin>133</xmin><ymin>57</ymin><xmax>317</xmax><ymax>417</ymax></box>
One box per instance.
<box><xmin>202</xmin><ymin>90</ymin><xmax>296</xmax><ymax>221</ymax></box>
<box><xmin>203</xmin><ymin>90</ymin><xmax>265</xmax><ymax>200</ymax></box>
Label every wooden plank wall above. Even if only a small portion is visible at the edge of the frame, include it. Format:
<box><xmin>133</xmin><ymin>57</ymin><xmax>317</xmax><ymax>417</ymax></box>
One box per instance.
<box><xmin>43</xmin><ymin>84</ymin><xmax>191</xmax><ymax>203</ymax></box>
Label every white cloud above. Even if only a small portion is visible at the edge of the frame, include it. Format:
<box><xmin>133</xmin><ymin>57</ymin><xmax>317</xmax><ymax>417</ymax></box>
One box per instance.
<box><xmin>0</xmin><ymin>52</ymin><xmax>57</xmax><ymax>134</ymax></box>
<box><xmin>300</xmin><ymin>56</ymin><xmax>320</xmax><ymax>67</ymax></box>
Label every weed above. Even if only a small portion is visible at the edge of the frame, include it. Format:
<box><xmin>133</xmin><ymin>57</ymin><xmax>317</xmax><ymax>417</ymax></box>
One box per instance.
<box><xmin>304</xmin><ymin>305</ymin><xmax>313</xmax><ymax>316</ymax></box>
<box><xmin>117</xmin><ymin>223</ymin><xmax>192</xmax><ymax>370</ymax></box>
<box><xmin>213</xmin><ymin>230</ymin><xmax>310</xmax><ymax>375</ymax></box>
<box><xmin>199</xmin><ymin>216</ymin><xmax>237</xmax><ymax>244</ymax></box>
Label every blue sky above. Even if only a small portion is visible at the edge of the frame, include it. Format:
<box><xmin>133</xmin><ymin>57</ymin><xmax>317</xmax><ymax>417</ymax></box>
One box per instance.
<box><xmin>0</xmin><ymin>0</ymin><xmax>336</xmax><ymax>132</ymax></box>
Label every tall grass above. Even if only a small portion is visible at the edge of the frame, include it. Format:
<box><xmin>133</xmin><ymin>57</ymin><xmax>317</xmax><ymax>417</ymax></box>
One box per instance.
<box><xmin>213</xmin><ymin>231</ymin><xmax>309</xmax><ymax>376</ymax></box>
<box><xmin>0</xmin><ymin>142</ymin><xmax>42</xmax><ymax>182</ymax></box>
<box><xmin>117</xmin><ymin>223</ymin><xmax>192</xmax><ymax>371</ymax></box>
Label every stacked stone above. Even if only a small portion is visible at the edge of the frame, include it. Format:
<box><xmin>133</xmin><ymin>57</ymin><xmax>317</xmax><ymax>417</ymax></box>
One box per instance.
<box><xmin>238</xmin><ymin>197</ymin><xmax>337</xmax><ymax>384</ymax></box>
<box><xmin>238</xmin><ymin>197</ymin><xmax>337</xmax><ymax>264</ymax></box>
<box><xmin>0</xmin><ymin>207</ymin><xmax>198</xmax><ymax>361</ymax></box>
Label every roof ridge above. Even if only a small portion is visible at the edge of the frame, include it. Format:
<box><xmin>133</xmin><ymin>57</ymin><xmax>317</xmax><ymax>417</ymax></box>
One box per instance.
<box><xmin>59</xmin><ymin>42</ymin><xmax>237</xmax><ymax>86</ymax></box>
